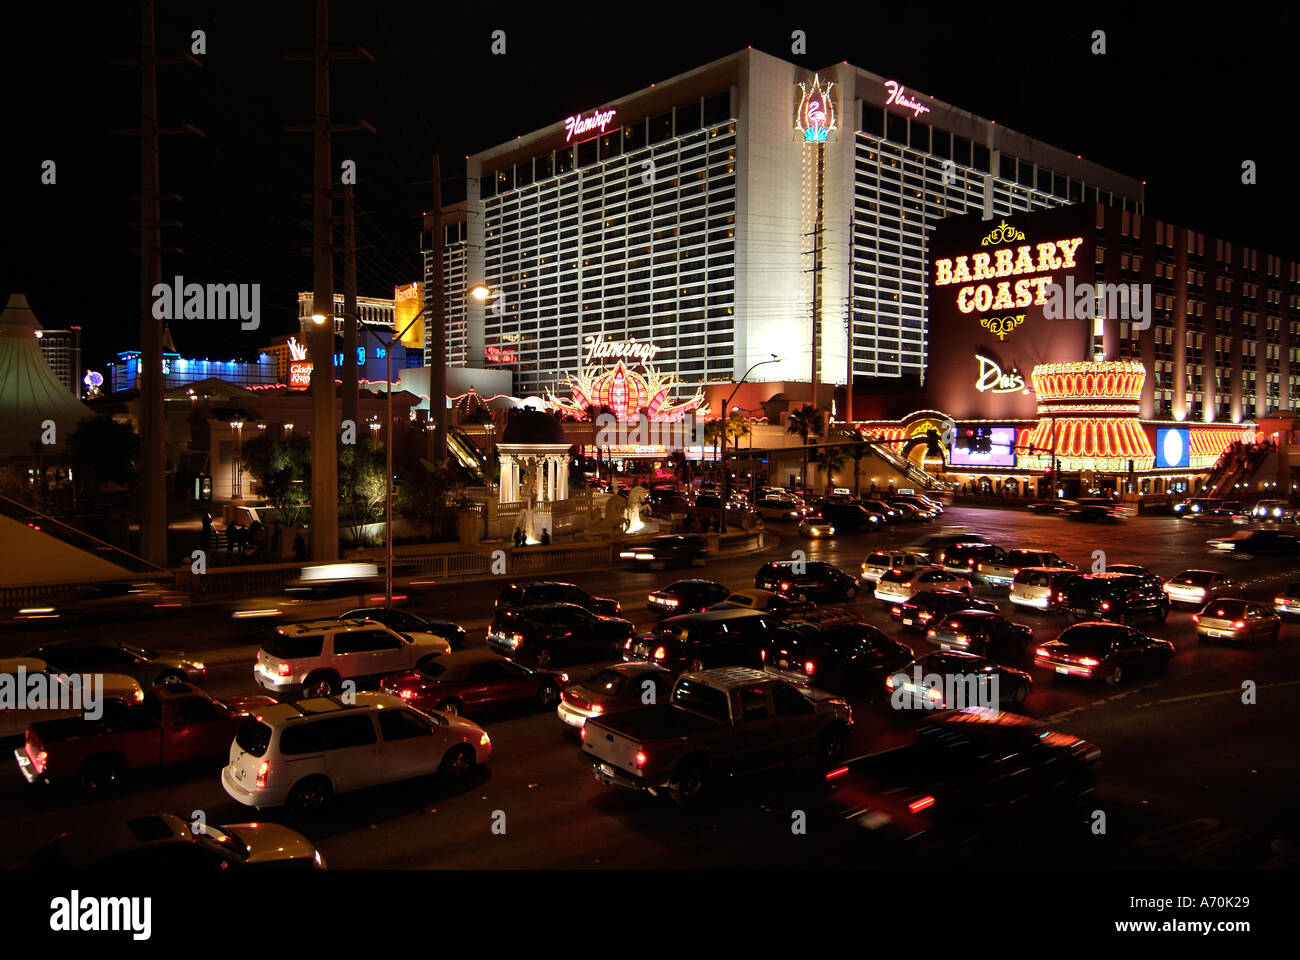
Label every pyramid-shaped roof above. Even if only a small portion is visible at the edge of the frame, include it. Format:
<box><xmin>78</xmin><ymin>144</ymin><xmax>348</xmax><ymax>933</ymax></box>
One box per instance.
<box><xmin>0</xmin><ymin>294</ymin><xmax>95</xmax><ymax>456</ymax></box>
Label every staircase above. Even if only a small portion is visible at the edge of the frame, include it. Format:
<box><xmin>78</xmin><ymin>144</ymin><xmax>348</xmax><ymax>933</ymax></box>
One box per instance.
<box><xmin>860</xmin><ymin>437</ymin><xmax>953</xmax><ymax>493</ymax></box>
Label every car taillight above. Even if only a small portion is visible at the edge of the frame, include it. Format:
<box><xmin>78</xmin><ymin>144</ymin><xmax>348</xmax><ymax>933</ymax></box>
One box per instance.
<box><xmin>277</xmin><ymin>663</ymin><xmax>292</xmax><ymax>677</ymax></box>
<box><xmin>652</xmin><ymin>646</ymin><xmax>666</xmax><ymax>660</ymax></box>
<box><xmin>976</xmin><ymin>563</ymin><xmax>983</xmax><ymax>571</ymax></box>
<box><xmin>579</xmin><ymin>725</ymin><xmax>586</xmax><ymax>742</ymax></box>
<box><xmin>1012</xmin><ymin>568</ymin><xmax>1020</xmax><ymax>576</ymax></box>
<box><xmin>398</xmin><ymin>688</ymin><xmax>415</xmax><ymax>700</ymax></box>
<box><xmin>1079</xmin><ymin>657</ymin><xmax>1100</xmax><ymax>667</ymax></box>
<box><xmin>804</xmin><ymin>661</ymin><xmax>816</xmax><ymax>675</ymax></box>
<box><xmin>591</xmin><ymin>704</ymin><xmax>603</xmax><ymax>714</ymax></box>
<box><xmin>955</xmin><ymin>634</ymin><xmax>969</xmax><ymax>643</ymax></box>
<box><xmin>509</xmin><ymin>633</ymin><xmax>524</xmax><ymax>647</ymax></box>
<box><xmin>1035</xmin><ymin>648</ymin><xmax>1050</xmax><ymax>658</ymax></box>
<box><xmin>256</xmin><ymin>760</ymin><xmax>269</xmax><ymax>790</ymax></box>
<box><xmin>648</xmin><ymin>594</ymin><xmax>656</xmax><ymax>603</ymax></box>
<box><xmin>919</xmin><ymin>611</ymin><xmax>933</xmax><ymax>621</ymax></box>
<box><xmin>926</xmin><ymin>628</ymin><xmax>936</xmax><ymax>637</ymax></box>
<box><xmin>1276</xmin><ymin>597</ymin><xmax>1286</xmax><ymax>605</ymax></box>
<box><xmin>1233</xmin><ymin>620</ymin><xmax>1246</xmax><ymax>629</ymax></box>
<box><xmin>634</xmin><ymin>751</ymin><xmax>648</xmax><ymax>768</ymax></box>
<box><xmin>890</xmin><ymin>606</ymin><xmax>901</xmax><ymax>616</ymax></box>
<box><xmin>908</xmin><ymin>795</ymin><xmax>936</xmax><ymax>813</ymax></box>
<box><xmin>1192</xmin><ymin>614</ymin><xmax>1200</xmax><ymax>623</ymax></box>
<box><xmin>134</xmin><ymin>689</ymin><xmax>144</xmax><ymax>702</ymax></box>
<box><xmin>825</xmin><ymin>765</ymin><xmax>850</xmax><ymax>780</ymax></box>
<box><xmin>624</xmin><ymin>638</ymin><xmax>632</xmax><ymax>650</ymax></box>
<box><xmin>760</xmin><ymin>649</ymin><xmax>767</xmax><ymax>662</ymax></box>
<box><xmin>780</xmin><ymin>581</ymin><xmax>791</xmax><ymax>592</ymax></box>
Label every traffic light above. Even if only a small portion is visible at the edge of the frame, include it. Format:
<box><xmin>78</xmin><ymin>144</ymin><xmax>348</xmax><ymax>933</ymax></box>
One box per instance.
<box><xmin>957</xmin><ymin>429</ymin><xmax>974</xmax><ymax>452</ymax></box>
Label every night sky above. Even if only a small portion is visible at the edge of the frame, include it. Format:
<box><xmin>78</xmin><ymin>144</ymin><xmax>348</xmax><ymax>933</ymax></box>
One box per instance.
<box><xmin>3</xmin><ymin>1</ymin><xmax>1295</xmax><ymax>375</ymax></box>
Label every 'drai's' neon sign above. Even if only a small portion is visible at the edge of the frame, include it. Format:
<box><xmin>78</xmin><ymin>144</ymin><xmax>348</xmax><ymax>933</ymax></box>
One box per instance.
<box><xmin>884</xmin><ymin>80</ymin><xmax>931</xmax><ymax>118</ymax></box>
<box><xmin>933</xmin><ymin>220</ymin><xmax>1084</xmax><ymax>321</ymax></box>
<box><xmin>564</xmin><ymin>108</ymin><xmax>617</xmax><ymax>143</ymax></box>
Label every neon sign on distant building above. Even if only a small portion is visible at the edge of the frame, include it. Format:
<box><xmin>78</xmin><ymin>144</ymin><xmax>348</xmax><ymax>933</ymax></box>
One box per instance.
<box><xmin>485</xmin><ymin>345</ymin><xmax>518</xmax><ymax>364</ymax></box>
<box><xmin>582</xmin><ymin>334</ymin><xmax>661</xmax><ymax>366</ymax></box>
<box><xmin>884</xmin><ymin>80</ymin><xmax>931</xmax><ymax>118</ymax></box>
<box><xmin>975</xmin><ymin>355</ymin><xmax>1026</xmax><ymax>394</ymax></box>
<box><xmin>795</xmin><ymin>74</ymin><xmax>837</xmax><ymax>143</ymax></box>
<box><xmin>564</xmin><ymin>108</ymin><xmax>617</xmax><ymax>143</ymax></box>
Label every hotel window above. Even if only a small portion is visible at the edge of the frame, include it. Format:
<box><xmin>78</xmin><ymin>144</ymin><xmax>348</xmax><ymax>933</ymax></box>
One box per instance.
<box><xmin>515</xmin><ymin>159</ymin><xmax>533</xmax><ymax>188</ymax></box>
<box><xmin>1017</xmin><ymin>161</ymin><xmax>1034</xmax><ymax>188</ymax></box>
<box><xmin>952</xmin><ymin>134</ymin><xmax>971</xmax><ymax>167</ymax></box>
<box><xmin>599</xmin><ymin>133</ymin><xmax>622</xmax><ymax>161</ymax></box>
<box><xmin>577</xmin><ymin>138</ymin><xmax>598</xmax><ymax>168</ymax></box>
<box><xmin>999</xmin><ymin>154</ymin><xmax>1016</xmax><ymax>180</ymax></box>
<box><xmin>886</xmin><ymin>112</ymin><xmax>907</xmax><ymax>144</ymax></box>
<box><xmin>909</xmin><ymin>121</ymin><xmax>930</xmax><ymax>151</ymax></box>
<box><xmin>1068</xmin><ymin>178</ymin><xmax>1082</xmax><ymax>202</ymax></box>
<box><xmin>624</xmin><ymin>120</ymin><xmax>646</xmax><ymax>151</ymax></box>
<box><xmin>675</xmin><ymin>101</ymin><xmax>701</xmax><ymax>134</ymax></box>
<box><xmin>930</xmin><ymin>129</ymin><xmax>950</xmax><ymax>159</ymax></box>
<box><xmin>702</xmin><ymin>91</ymin><xmax>730</xmax><ymax>126</ymax></box>
<box><xmin>555</xmin><ymin>148</ymin><xmax>574</xmax><ymax>174</ymax></box>
<box><xmin>972</xmin><ymin>143</ymin><xmax>990</xmax><ymax>173</ymax></box>
<box><xmin>649</xmin><ymin>111</ymin><xmax>672</xmax><ymax>144</ymax></box>
<box><xmin>496</xmin><ymin>167</ymin><xmax>513</xmax><ymax>193</ymax></box>
<box><xmin>861</xmin><ymin>104</ymin><xmax>884</xmax><ymax>137</ymax></box>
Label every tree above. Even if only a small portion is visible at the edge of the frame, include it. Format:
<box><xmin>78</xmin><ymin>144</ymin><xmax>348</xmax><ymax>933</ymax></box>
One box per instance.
<box><xmin>786</xmin><ymin>405</ymin><xmax>823</xmax><ymax>493</ymax></box>
<box><xmin>725</xmin><ymin>410</ymin><xmax>752</xmax><ymax>457</ymax></box>
<box><xmin>397</xmin><ymin>461</ymin><xmax>467</xmax><ymax>541</ymax></box>
<box><xmin>240</xmin><ymin>431</ymin><xmax>311</xmax><ymax>527</ymax></box>
<box><xmin>338</xmin><ymin>436</ymin><xmax>387</xmax><ymax>545</ymax></box>
<box><xmin>838</xmin><ymin>432</ymin><xmax>872</xmax><ymax>498</ymax></box>
<box><xmin>814</xmin><ymin>446</ymin><xmax>848</xmax><ymax>495</ymax></box>
<box><xmin>66</xmin><ymin>416</ymin><xmax>140</xmax><ymax>507</ymax></box>
<box><xmin>668</xmin><ymin>450</ymin><xmax>690</xmax><ymax>490</ymax></box>
<box><xmin>703</xmin><ymin>420</ymin><xmax>727</xmax><ymax>473</ymax></box>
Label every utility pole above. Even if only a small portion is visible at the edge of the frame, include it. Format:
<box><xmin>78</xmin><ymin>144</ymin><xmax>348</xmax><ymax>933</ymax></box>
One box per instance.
<box><xmin>309</xmin><ymin>0</ymin><xmax>338</xmax><ymax>563</ymax></box>
<box><xmin>428</xmin><ymin>154</ymin><xmax>448</xmax><ymax>464</ymax></box>
<box><xmin>342</xmin><ymin>170</ymin><xmax>359</xmax><ymax>430</ymax></box>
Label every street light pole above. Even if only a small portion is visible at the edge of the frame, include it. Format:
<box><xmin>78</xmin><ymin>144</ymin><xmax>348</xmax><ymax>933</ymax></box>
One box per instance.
<box><xmin>720</xmin><ymin>355</ymin><xmax>780</xmax><ymax>533</ymax></box>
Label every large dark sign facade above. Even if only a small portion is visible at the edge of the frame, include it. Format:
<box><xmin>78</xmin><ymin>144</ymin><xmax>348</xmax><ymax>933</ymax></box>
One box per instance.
<box><xmin>924</xmin><ymin>205</ymin><xmax>1095</xmax><ymax>420</ymax></box>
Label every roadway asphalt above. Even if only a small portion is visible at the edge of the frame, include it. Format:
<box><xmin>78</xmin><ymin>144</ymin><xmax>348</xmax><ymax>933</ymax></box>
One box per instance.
<box><xmin>2</xmin><ymin>505</ymin><xmax>1297</xmax><ymax>869</ymax></box>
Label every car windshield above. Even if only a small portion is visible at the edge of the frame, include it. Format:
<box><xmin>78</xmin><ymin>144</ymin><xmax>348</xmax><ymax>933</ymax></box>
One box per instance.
<box><xmin>121</xmin><ymin>644</ymin><xmax>158</xmax><ymax>661</ymax></box>
<box><xmin>866</xmin><ymin>553</ymin><xmax>892</xmax><ymax>566</ymax></box>
<box><xmin>880</xmin><ymin>570</ymin><xmax>911</xmax><ymax>584</ymax></box>
<box><xmin>194</xmin><ymin>827</ymin><xmax>251</xmax><ymax>862</ymax></box>
<box><xmin>1058</xmin><ymin>626</ymin><xmax>1119</xmax><ymax>651</ymax></box>
<box><xmin>235</xmin><ymin>718</ymin><xmax>272</xmax><ymax>757</ymax></box>
<box><xmin>1171</xmin><ymin>571</ymin><xmax>1214</xmax><ymax>585</ymax></box>
<box><xmin>584</xmin><ymin>669</ymin><xmax>629</xmax><ymax>696</ymax></box>
<box><xmin>415</xmin><ymin>660</ymin><xmax>448</xmax><ymax>680</ymax></box>
<box><xmin>671</xmin><ymin>679</ymin><xmax>729</xmax><ymax>722</ymax></box>
<box><xmin>1202</xmin><ymin>600</ymin><xmax>1248</xmax><ymax>618</ymax></box>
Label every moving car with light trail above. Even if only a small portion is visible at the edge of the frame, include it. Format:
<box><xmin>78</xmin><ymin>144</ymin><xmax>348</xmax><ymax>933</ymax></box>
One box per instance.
<box><xmin>1</xmin><ymin>580</ymin><xmax>189</xmax><ymax>626</ymax></box>
<box><xmin>1206</xmin><ymin>529</ymin><xmax>1300</xmax><ymax>555</ymax></box>
<box><xmin>1193</xmin><ymin>599</ymin><xmax>1281</xmax><ymax>644</ymax></box>
<box><xmin>1034</xmin><ymin>622</ymin><xmax>1174</xmax><ymax>685</ymax></box>
<box><xmin>904</xmin><ymin>530</ymin><xmax>985</xmax><ymax>561</ymax></box>
<box><xmin>711</xmin><ymin>589</ymin><xmax>816</xmax><ymax>615</ymax></box>
<box><xmin>495</xmin><ymin>581</ymin><xmax>621</xmax><ymax>616</ymax></box>
<box><xmin>1274</xmin><ymin>583</ymin><xmax>1300</xmax><ymax>617</ymax></box>
<box><xmin>617</xmin><ymin>535</ymin><xmax>709</xmax><ymax>570</ymax></box>
<box><xmin>0</xmin><ymin>659</ymin><xmax>142</xmax><ymax>741</ymax></box>
<box><xmin>580</xmin><ymin>666</ymin><xmax>852</xmax><ymax>804</ymax></box>
<box><xmin>1250</xmin><ymin>499</ymin><xmax>1296</xmax><ymax>522</ymax></box>
<box><xmin>25</xmin><ymin>640</ymin><xmax>206</xmax><ymax>689</ymax></box>
<box><xmin>340</xmin><ymin>607</ymin><xmax>467</xmax><ymax>650</ymax></box>
<box><xmin>798</xmin><ymin>516</ymin><xmax>837</xmax><ymax>538</ymax></box>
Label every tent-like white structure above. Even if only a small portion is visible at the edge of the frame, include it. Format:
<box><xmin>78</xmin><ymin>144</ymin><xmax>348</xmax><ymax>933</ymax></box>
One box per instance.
<box><xmin>0</xmin><ymin>294</ymin><xmax>94</xmax><ymax>457</ymax></box>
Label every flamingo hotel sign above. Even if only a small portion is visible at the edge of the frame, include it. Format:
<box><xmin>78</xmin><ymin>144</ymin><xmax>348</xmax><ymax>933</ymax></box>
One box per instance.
<box><xmin>564</xmin><ymin>108</ymin><xmax>617</xmax><ymax>143</ymax></box>
<box><xmin>795</xmin><ymin>74</ymin><xmax>837</xmax><ymax>143</ymax></box>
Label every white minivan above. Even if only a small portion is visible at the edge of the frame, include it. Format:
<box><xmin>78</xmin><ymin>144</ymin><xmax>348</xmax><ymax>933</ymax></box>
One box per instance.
<box><xmin>254</xmin><ymin>619</ymin><xmax>451</xmax><ymax>698</ymax></box>
<box><xmin>222</xmin><ymin>693</ymin><xmax>491</xmax><ymax>814</ymax></box>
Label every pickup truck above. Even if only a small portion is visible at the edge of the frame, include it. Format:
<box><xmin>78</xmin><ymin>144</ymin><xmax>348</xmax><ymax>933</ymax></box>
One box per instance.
<box><xmin>580</xmin><ymin>666</ymin><xmax>852</xmax><ymax>804</ymax></box>
<box><xmin>15</xmin><ymin>682</ymin><xmax>274</xmax><ymax>790</ymax></box>
<box><xmin>975</xmin><ymin>550</ymin><xmax>1075</xmax><ymax>588</ymax></box>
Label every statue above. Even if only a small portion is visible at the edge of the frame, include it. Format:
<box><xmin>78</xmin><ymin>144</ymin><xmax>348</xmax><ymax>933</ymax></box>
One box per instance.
<box><xmin>625</xmin><ymin>485</ymin><xmax>651</xmax><ymax>534</ymax></box>
<box><xmin>516</xmin><ymin>458</ymin><xmax>542</xmax><ymax>543</ymax></box>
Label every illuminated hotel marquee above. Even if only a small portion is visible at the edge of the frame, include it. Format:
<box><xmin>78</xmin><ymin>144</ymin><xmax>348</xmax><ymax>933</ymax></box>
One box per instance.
<box><xmin>563</xmin><ymin>108</ymin><xmax>617</xmax><ymax>143</ymax></box>
<box><xmin>795</xmin><ymin>74</ymin><xmax>837</xmax><ymax>143</ymax></box>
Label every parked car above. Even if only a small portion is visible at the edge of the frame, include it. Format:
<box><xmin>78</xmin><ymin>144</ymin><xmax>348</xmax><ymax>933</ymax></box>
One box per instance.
<box><xmin>1193</xmin><ymin>599</ymin><xmax>1281</xmax><ymax>644</ymax></box>
<box><xmin>0</xmin><ymin>659</ymin><xmax>142</xmax><ymax>741</ymax></box>
<box><xmin>487</xmin><ymin>603</ymin><xmax>634</xmax><ymax>666</ymax></box>
<box><xmin>580</xmin><ymin>667</ymin><xmax>852</xmax><ymax>804</ymax></box>
<box><xmin>1034</xmin><ymin>622</ymin><xmax>1174</xmax><ymax>685</ymax></box>
<box><xmin>925</xmin><ymin>610</ymin><xmax>1033</xmax><ymax>656</ymax></box>
<box><xmin>557</xmin><ymin>662</ymin><xmax>675</xmax><ymax>729</ymax></box>
<box><xmin>883</xmin><ymin>500</ymin><xmax>928</xmax><ymax>522</ymax></box>
<box><xmin>859</xmin><ymin>500</ymin><xmax>903</xmax><ymax>524</ymax></box>
<box><xmin>824</xmin><ymin>709</ymin><xmax>1098</xmax><ymax>844</ymax></box>
<box><xmin>874</xmin><ymin>567</ymin><xmax>972</xmax><ymax>605</ymax></box>
<box><xmin>1273</xmin><ymin>582</ymin><xmax>1300</xmax><ymax>618</ymax></box>
<box><xmin>380</xmin><ymin>650</ymin><xmax>568</xmax><ymax>717</ymax></box>
<box><xmin>936</xmin><ymin>542</ymin><xmax>1008</xmax><ymax>574</ymax></box>
<box><xmin>1162</xmin><ymin>570</ymin><xmax>1245</xmax><ymax>607</ymax></box>
<box><xmin>339</xmin><ymin>607</ymin><xmax>467</xmax><ymax>650</ymax></box>
<box><xmin>888</xmin><ymin>497</ymin><xmax>939</xmax><ymax>519</ymax></box>
<box><xmin>494</xmin><ymin>581</ymin><xmax>621</xmax><ymax>616</ymax></box>
<box><xmin>976</xmin><ymin>549</ymin><xmax>1075</xmax><ymax>587</ymax></box>
<box><xmin>24</xmin><ymin>640</ymin><xmax>206</xmax><ymax>689</ymax></box>
<box><xmin>860</xmin><ymin>551</ymin><xmax>931</xmax><ymax>584</ymax></box>
<box><xmin>254</xmin><ymin>619</ymin><xmax>450</xmax><ymax>698</ymax></box>
<box><xmin>754</xmin><ymin>561</ymin><xmax>861</xmax><ymax>601</ymax></box>
<box><xmin>1061</xmin><ymin>573</ymin><xmax>1169</xmax><ymax>624</ymax></box>
<box><xmin>889</xmin><ymin>589</ymin><xmax>998</xmax><ymax>629</ymax></box>
<box><xmin>647</xmin><ymin>579</ymin><xmax>731</xmax><ymax>616</ymax></box>
<box><xmin>884</xmin><ymin>651</ymin><xmax>1031</xmax><ymax>710</ymax></box>
<box><xmin>798</xmin><ymin>517</ymin><xmax>837</xmax><ymax>538</ymax></box>
<box><xmin>222</xmin><ymin>693</ymin><xmax>491</xmax><ymax>814</ymax></box>
<box><xmin>1009</xmin><ymin>567</ymin><xmax>1081</xmax><ymax>613</ymax></box>
<box><xmin>16</xmin><ymin>683</ymin><xmax>274</xmax><ymax>789</ymax></box>
<box><xmin>1</xmin><ymin>581</ymin><xmax>188</xmax><ymax>626</ymax></box>
<box><xmin>618</xmin><ymin>535</ymin><xmax>709</xmax><ymax>570</ymax></box>
<box><xmin>711</xmin><ymin>589</ymin><xmax>817</xmax><ymax>615</ymax></box>
<box><xmin>26</xmin><ymin>813</ymin><xmax>324</xmax><ymax>870</ymax></box>
<box><xmin>625</xmin><ymin>608</ymin><xmax>777</xmax><ymax>673</ymax></box>
<box><xmin>1207</xmin><ymin>529</ymin><xmax>1300</xmax><ymax>555</ymax></box>
<box><xmin>1250</xmin><ymin>499</ymin><xmax>1297</xmax><ymax>522</ymax></box>
<box><xmin>755</xmin><ymin>497</ymin><xmax>810</xmax><ymax>521</ymax></box>
<box><xmin>760</xmin><ymin>615</ymin><xmax>914</xmax><ymax>695</ymax></box>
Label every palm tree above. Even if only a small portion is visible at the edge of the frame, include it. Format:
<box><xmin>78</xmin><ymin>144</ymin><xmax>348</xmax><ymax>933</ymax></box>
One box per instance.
<box><xmin>668</xmin><ymin>450</ymin><xmax>690</xmax><ymax>490</ymax></box>
<box><xmin>814</xmin><ymin>446</ymin><xmax>849</xmax><ymax>496</ymax></box>
<box><xmin>703</xmin><ymin>420</ymin><xmax>727</xmax><ymax>475</ymax></box>
<box><xmin>725</xmin><ymin>410</ymin><xmax>752</xmax><ymax>458</ymax></box>
<box><xmin>787</xmin><ymin>405</ymin><xmax>824</xmax><ymax>493</ymax></box>
<box><xmin>839</xmin><ymin>433</ymin><xmax>872</xmax><ymax>498</ymax></box>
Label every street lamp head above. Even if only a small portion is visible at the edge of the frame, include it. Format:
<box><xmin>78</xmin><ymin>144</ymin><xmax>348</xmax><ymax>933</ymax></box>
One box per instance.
<box><xmin>311</xmin><ymin>313</ymin><xmax>328</xmax><ymax>325</ymax></box>
<box><xmin>469</xmin><ymin>284</ymin><xmax>492</xmax><ymax>300</ymax></box>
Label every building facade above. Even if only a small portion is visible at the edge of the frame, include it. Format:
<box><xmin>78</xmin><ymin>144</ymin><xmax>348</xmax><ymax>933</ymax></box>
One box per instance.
<box><xmin>35</xmin><ymin>326</ymin><xmax>81</xmax><ymax>396</ymax></box>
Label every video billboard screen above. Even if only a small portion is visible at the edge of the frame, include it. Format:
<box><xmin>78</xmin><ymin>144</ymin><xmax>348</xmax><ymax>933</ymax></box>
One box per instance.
<box><xmin>949</xmin><ymin>425</ymin><xmax>1017</xmax><ymax>467</ymax></box>
<box><xmin>1155</xmin><ymin>428</ymin><xmax>1190</xmax><ymax>468</ymax></box>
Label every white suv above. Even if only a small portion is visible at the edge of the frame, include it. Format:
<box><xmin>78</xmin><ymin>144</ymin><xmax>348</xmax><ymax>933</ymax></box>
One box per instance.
<box><xmin>254</xmin><ymin>619</ymin><xmax>451</xmax><ymax>698</ymax></box>
<box><xmin>221</xmin><ymin>693</ymin><xmax>491</xmax><ymax>814</ymax></box>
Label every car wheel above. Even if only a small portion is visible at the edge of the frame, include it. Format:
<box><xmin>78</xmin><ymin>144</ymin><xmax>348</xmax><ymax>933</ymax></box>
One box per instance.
<box><xmin>1156</xmin><ymin>604</ymin><xmax>1169</xmax><ymax>623</ymax></box>
<box><xmin>669</xmin><ymin>759</ymin><xmax>707</xmax><ymax>805</ymax></box>
<box><xmin>288</xmin><ymin>776</ymin><xmax>332</xmax><ymax>815</ymax></box>
<box><xmin>155</xmin><ymin>670</ymin><xmax>186</xmax><ymax>686</ymax></box>
<box><xmin>1012</xmin><ymin>682</ymin><xmax>1029</xmax><ymax>708</ymax></box>
<box><xmin>537</xmin><ymin>682</ymin><xmax>559</xmax><ymax>707</ymax></box>
<box><xmin>535</xmin><ymin>649</ymin><xmax>553</xmax><ymax>668</ymax></box>
<box><xmin>303</xmin><ymin>673</ymin><xmax>338</xmax><ymax>697</ymax></box>
<box><xmin>79</xmin><ymin>756</ymin><xmax>125</xmax><ymax>791</ymax></box>
<box><xmin>1105</xmin><ymin>665</ymin><xmax>1123</xmax><ymax>686</ymax></box>
<box><xmin>844</xmin><ymin>585</ymin><xmax>859</xmax><ymax>600</ymax></box>
<box><xmin>818</xmin><ymin>726</ymin><xmax>847</xmax><ymax>765</ymax></box>
<box><xmin>435</xmin><ymin>699</ymin><xmax>462</xmax><ymax>716</ymax></box>
<box><xmin>439</xmin><ymin>745</ymin><xmax>475</xmax><ymax>782</ymax></box>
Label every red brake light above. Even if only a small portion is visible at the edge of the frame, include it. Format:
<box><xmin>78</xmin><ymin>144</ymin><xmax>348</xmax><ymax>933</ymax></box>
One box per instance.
<box><xmin>579</xmin><ymin>725</ymin><xmax>586</xmax><ymax>742</ymax></box>
<box><xmin>779</xmin><ymin>581</ymin><xmax>791</xmax><ymax>592</ymax></box>
<box><xmin>890</xmin><ymin>606</ymin><xmax>901</xmax><ymax>616</ymax></box>
<box><xmin>804</xmin><ymin>661</ymin><xmax>816</xmax><ymax>675</ymax></box>
<box><xmin>908</xmin><ymin>795</ymin><xmax>936</xmax><ymax>813</ymax></box>
<box><xmin>1233</xmin><ymin>620</ymin><xmax>1246</xmax><ymax>629</ymax></box>
<box><xmin>277</xmin><ymin>663</ymin><xmax>292</xmax><ymax>677</ymax></box>
<box><xmin>591</xmin><ymin>704</ymin><xmax>603</xmax><ymax>715</ymax></box>
<box><xmin>760</xmin><ymin>648</ymin><xmax>766</xmax><ymax>662</ymax></box>
<box><xmin>976</xmin><ymin>563</ymin><xmax>983</xmax><ymax>571</ymax></box>
<box><xmin>1100</xmin><ymin>602</ymin><xmax>1110</xmax><ymax>610</ymax></box>
<box><xmin>624</xmin><ymin>639</ymin><xmax>632</xmax><ymax>649</ymax></box>
<box><xmin>1035</xmin><ymin>648</ymin><xmax>1049</xmax><ymax>658</ymax></box>
<box><xmin>634</xmin><ymin>751</ymin><xmax>648</xmax><ymax>768</ymax></box>
<box><xmin>652</xmin><ymin>646</ymin><xmax>666</xmax><ymax>660</ymax></box>
<box><xmin>1191</xmin><ymin>614</ymin><xmax>1199</xmax><ymax>623</ymax></box>
<box><xmin>398</xmin><ymin>688</ymin><xmax>414</xmax><ymax>700</ymax></box>
<box><xmin>826</xmin><ymin>765</ymin><xmax>850</xmax><ymax>780</ymax></box>
<box><xmin>884</xmin><ymin>674</ymin><xmax>895</xmax><ymax>689</ymax></box>
<box><xmin>256</xmin><ymin>760</ymin><xmax>269</xmax><ymax>790</ymax></box>
<box><xmin>919</xmin><ymin>611</ymin><xmax>933</xmax><ymax>621</ymax></box>
<box><xmin>1079</xmin><ymin>657</ymin><xmax>1100</xmax><ymax>667</ymax></box>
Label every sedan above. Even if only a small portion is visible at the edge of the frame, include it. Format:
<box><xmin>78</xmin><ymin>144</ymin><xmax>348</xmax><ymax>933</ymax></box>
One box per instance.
<box><xmin>890</xmin><ymin>589</ymin><xmax>998</xmax><ymax>630</ymax></box>
<box><xmin>647</xmin><ymin>580</ymin><xmax>731</xmax><ymax>616</ymax></box>
<box><xmin>380</xmin><ymin>650</ymin><xmax>568</xmax><ymax>717</ymax></box>
<box><xmin>760</xmin><ymin>621</ymin><xmax>914</xmax><ymax>696</ymax></box>
<box><xmin>874</xmin><ymin>568</ymin><xmax>972</xmax><ymax>605</ymax></box>
<box><xmin>798</xmin><ymin>517</ymin><xmax>837</xmax><ymax>538</ymax></box>
<box><xmin>884</xmin><ymin>651</ymin><xmax>1031</xmax><ymax>710</ymax></box>
<box><xmin>1034</xmin><ymin>622</ymin><xmax>1174</xmax><ymax>685</ymax></box>
<box><xmin>23</xmin><ymin>641</ymin><xmax>206</xmax><ymax>689</ymax></box>
<box><xmin>711</xmin><ymin>589</ymin><xmax>817</xmax><ymax>615</ymax></box>
<box><xmin>1162</xmin><ymin>570</ymin><xmax>1244</xmax><ymax>607</ymax></box>
<box><xmin>926</xmin><ymin>611</ymin><xmax>1033</xmax><ymax>656</ymax></box>
<box><xmin>556</xmin><ymin>663</ymin><xmax>675</xmax><ymax>729</ymax></box>
<box><xmin>1193</xmin><ymin>600</ymin><xmax>1281</xmax><ymax>644</ymax></box>
<box><xmin>1065</xmin><ymin>505</ymin><xmax>1123</xmax><ymax>523</ymax></box>
<box><xmin>1274</xmin><ymin>583</ymin><xmax>1300</xmax><ymax>618</ymax></box>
